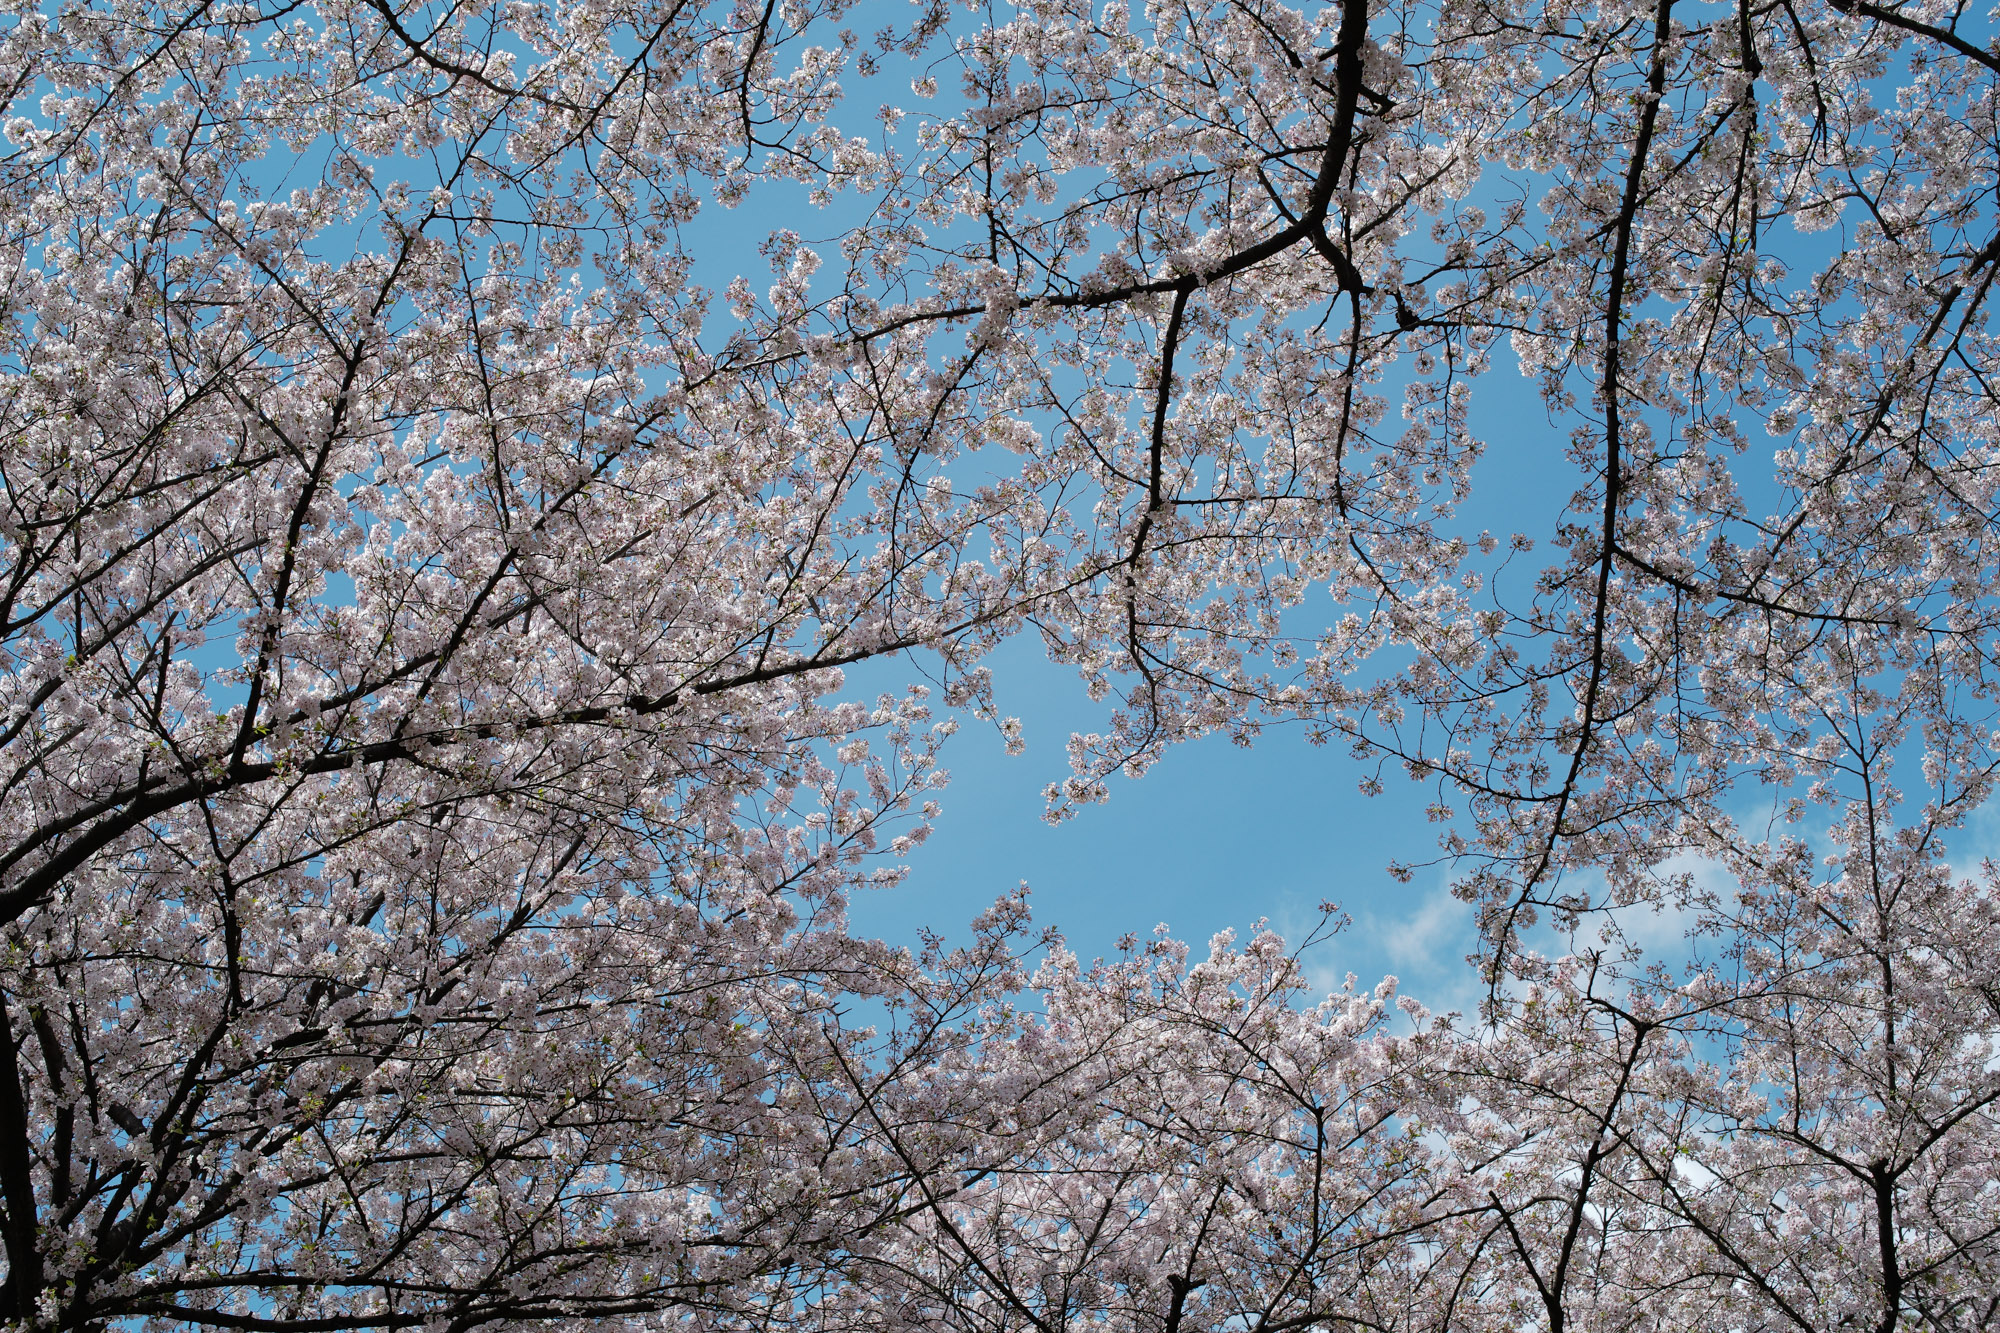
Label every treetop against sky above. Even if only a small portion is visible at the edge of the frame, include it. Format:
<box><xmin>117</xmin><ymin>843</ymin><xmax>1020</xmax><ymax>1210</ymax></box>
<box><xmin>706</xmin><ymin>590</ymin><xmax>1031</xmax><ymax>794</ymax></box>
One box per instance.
<box><xmin>0</xmin><ymin>0</ymin><xmax>1996</xmax><ymax>1327</ymax></box>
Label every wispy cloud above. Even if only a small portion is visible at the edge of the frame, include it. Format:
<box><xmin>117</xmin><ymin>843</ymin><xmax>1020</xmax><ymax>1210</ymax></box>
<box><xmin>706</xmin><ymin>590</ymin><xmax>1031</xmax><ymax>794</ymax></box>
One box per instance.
<box><xmin>1274</xmin><ymin>872</ymin><xmax>1484</xmax><ymax>1019</ymax></box>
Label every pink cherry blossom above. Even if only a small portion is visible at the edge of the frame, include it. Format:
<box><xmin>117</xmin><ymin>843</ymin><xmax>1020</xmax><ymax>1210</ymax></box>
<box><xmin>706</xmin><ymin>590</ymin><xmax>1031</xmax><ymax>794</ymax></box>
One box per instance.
<box><xmin>0</xmin><ymin>0</ymin><xmax>1995</xmax><ymax>1325</ymax></box>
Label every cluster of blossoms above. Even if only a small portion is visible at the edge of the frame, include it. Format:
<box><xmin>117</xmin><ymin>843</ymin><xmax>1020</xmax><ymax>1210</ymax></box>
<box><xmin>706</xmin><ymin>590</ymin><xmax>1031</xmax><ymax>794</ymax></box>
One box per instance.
<box><xmin>0</xmin><ymin>0</ymin><xmax>1995</xmax><ymax>1326</ymax></box>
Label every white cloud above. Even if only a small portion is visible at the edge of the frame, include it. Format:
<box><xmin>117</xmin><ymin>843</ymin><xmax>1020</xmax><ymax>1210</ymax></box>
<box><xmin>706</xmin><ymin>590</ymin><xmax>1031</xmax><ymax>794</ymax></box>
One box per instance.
<box><xmin>1277</xmin><ymin>871</ymin><xmax>1485</xmax><ymax>1019</ymax></box>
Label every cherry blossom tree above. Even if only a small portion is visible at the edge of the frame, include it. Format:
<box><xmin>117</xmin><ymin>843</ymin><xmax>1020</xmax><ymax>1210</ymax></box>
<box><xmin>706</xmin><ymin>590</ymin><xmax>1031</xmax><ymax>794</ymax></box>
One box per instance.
<box><xmin>822</xmin><ymin>926</ymin><xmax>1457</xmax><ymax>1333</ymax></box>
<box><xmin>1</xmin><ymin>0</ymin><xmax>1997</xmax><ymax>1325</ymax></box>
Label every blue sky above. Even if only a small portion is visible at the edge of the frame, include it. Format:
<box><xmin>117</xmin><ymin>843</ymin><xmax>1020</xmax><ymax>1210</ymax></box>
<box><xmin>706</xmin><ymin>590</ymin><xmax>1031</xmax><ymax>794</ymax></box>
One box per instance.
<box><xmin>838</xmin><ymin>352</ymin><xmax>1574</xmax><ymax>1012</ymax></box>
<box><xmin>844</xmin><ymin>655</ymin><xmax>1487</xmax><ymax>1004</ymax></box>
